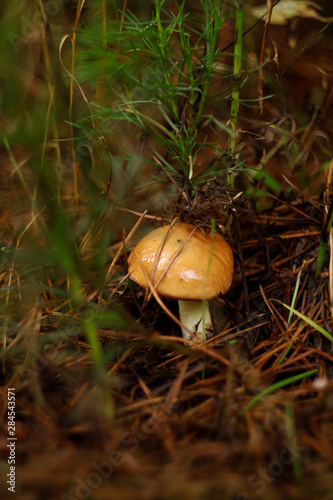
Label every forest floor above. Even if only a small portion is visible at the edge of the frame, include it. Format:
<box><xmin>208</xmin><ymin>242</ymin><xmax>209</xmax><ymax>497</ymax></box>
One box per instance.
<box><xmin>1</xmin><ymin>2</ymin><xmax>333</xmax><ymax>500</ymax></box>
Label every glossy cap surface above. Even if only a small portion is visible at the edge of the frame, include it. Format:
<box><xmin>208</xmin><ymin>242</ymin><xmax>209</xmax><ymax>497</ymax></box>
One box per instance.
<box><xmin>128</xmin><ymin>223</ymin><xmax>233</xmax><ymax>300</ymax></box>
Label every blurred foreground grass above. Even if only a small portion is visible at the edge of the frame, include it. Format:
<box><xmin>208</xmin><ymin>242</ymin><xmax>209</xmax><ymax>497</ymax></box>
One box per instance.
<box><xmin>1</xmin><ymin>2</ymin><xmax>333</xmax><ymax>499</ymax></box>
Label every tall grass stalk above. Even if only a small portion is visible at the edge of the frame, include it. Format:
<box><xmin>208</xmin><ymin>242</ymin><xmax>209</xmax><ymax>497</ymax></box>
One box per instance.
<box><xmin>285</xmin><ymin>402</ymin><xmax>302</xmax><ymax>481</ymax></box>
<box><xmin>69</xmin><ymin>0</ymin><xmax>86</xmax><ymax>202</ymax></box>
<box><xmin>228</xmin><ymin>0</ymin><xmax>244</xmax><ymax>188</ymax></box>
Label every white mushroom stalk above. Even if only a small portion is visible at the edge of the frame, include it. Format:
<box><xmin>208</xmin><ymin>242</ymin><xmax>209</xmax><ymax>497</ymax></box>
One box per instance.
<box><xmin>178</xmin><ymin>300</ymin><xmax>212</xmax><ymax>343</ymax></box>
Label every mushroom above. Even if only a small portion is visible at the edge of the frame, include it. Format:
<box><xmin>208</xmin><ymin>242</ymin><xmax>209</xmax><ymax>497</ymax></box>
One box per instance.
<box><xmin>128</xmin><ymin>223</ymin><xmax>233</xmax><ymax>343</ymax></box>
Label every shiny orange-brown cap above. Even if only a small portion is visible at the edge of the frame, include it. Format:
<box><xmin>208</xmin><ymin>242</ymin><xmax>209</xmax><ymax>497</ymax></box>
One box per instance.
<box><xmin>128</xmin><ymin>223</ymin><xmax>233</xmax><ymax>301</ymax></box>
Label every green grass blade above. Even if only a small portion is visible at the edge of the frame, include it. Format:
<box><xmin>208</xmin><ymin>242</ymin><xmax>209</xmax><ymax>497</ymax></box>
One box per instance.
<box><xmin>285</xmin><ymin>402</ymin><xmax>302</xmax><ymax>481</ymax></box>
<box><xmin>228</xmin><ymin>1</ymin><xmax>244</xmax><ymax>170</ymax></box>
<box><xmin>241</xmin><ymin>369</ymin><xmax>318</xmax><ymax>413</ymax></box>
<box><xmin>315</xmin><ymin>239</ymin><xmax>327</xmax><ymax>281</ymax></box>
<box><xmin>287</xmin><ymin>269</ymin><xmax>302</xmax><ymax>325</ymax></box>
<box><xmin>277</xmin><ymin>301</ymin><xmax>333</xmax><ymax>342</ymax></box>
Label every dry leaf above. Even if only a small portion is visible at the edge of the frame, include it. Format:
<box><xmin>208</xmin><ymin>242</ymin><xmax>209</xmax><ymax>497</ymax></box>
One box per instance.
<box><xmin>251</xmin><ymin>0</ymin><xmax>333</xmax><ymax>25</ymax></box>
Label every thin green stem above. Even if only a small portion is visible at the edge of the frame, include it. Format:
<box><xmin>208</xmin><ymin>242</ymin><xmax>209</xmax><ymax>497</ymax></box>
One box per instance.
<box><xmin>228</xmin><ymin>1</ymin><xmax>244</xmax><ymax>187</ymax></box>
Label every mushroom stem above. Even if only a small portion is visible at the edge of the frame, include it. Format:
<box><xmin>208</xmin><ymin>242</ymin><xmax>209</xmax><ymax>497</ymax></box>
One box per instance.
<box><xmin>178</xmin><ymin>300</ymin><xmax>212</xmax><ymax>343</ymax></box>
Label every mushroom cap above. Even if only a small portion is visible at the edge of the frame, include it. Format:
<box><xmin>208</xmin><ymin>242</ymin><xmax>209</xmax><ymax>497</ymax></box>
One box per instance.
<box><xmin>128</xmin><ymin>223</ymin><xmax>233</xmax><ymax>301</ymax></box>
